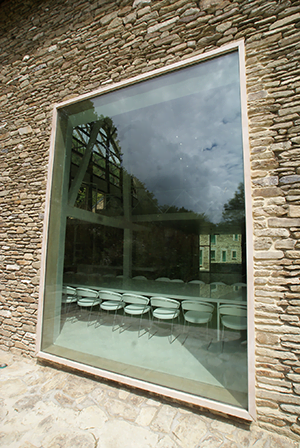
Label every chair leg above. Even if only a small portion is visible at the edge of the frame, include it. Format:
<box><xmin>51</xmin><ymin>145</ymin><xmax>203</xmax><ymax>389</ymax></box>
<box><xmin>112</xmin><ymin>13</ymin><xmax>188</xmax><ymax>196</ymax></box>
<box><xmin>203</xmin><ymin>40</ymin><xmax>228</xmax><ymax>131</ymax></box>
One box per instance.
<box><xmin>207</xmin><ymin>337</ymin><xmax>213</xmax><ymax>350</ymax></box>
<box><xmin>112</xmin><ymin>309</ymin><xmax>121</xmax><ymax>332</ymax></box>
<box><xmin>119</xmin><ymin>311</ymin><xmax>126</xmax><ymax>333</ymax></box>
<box><xmin>182</xmin><ymin>319</ymin><xmax>188</xmax><ymax>345</ymax></box>
<box><xmin>221</xmin><ymin>325</ymin><xmax>225</xmax><ymax>352</ymax></box>
<box><xmin>87</xmin><ymin>305</ymin><xmax>94</xmax><ymax>326</ymax></box>
<box><xmin>169</xmin><ymin>318</ymin><xmax>180</xmax><ymax>344</ymax></box>
<box><xmin>138</xmin><ymin>312</ymin><xmax>148</xmax><ymax>338</ymax></box>
<box><xmin>148</xmin><ymin>313</ymin><xmax>156</xmax><ymax>339</ymax></box>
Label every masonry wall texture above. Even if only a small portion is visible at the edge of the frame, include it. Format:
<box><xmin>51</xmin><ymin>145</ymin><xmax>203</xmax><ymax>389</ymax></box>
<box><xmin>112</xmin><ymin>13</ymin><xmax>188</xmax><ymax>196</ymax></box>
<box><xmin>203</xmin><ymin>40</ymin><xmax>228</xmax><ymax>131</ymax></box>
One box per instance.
<box><xmin>1</xmin><ymin>0</ymin><xmax>300</xmax><ymax>440</ymax></box>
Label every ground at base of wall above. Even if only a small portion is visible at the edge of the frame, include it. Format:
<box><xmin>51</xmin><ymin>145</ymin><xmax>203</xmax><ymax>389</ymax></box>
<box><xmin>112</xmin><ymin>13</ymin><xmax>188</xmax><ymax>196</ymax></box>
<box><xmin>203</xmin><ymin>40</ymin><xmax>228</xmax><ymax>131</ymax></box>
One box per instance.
<box><xmin>0</xmin><ymin>349</ymin><xmax>299</xmax><ymax>448</ymax></box>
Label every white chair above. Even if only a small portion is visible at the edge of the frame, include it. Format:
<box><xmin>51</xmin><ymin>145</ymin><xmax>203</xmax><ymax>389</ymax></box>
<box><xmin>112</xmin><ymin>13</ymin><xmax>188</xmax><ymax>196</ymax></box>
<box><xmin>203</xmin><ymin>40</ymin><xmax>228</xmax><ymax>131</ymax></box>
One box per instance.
<box><xmin>219</xmin><ymin>304</ymin><xmax>247</xmax><ymax>351</ymax></box>
<box><xmin>76</xmin><ymin>287</ymin><xmax>101</xmax><ymax>324</ymax></box>
<box><xmin>99</xmin><ymin>290</ymin><xmax>123</xmax><ymax>330</ymax></box>
<box><xmin>155</xmin><ymin>277</ymin><xmax>171</xmax><ymax>282</ymax></box>
<box><xmin>132</xmin><ymin>276</ymin><xmax>147</xmax><ymax>280</ymax></box>
<box><xmin>232</xmin><ymin>282</ymin><xmax>247</xmax><ymax>291</ymax></box>
<box><xmin>122</xmin><ymin>293</ymin><xmax>150</xmax><ymax>336</ymax></box>
<box><xmin>210</xmin><ymin>281</ymin><xmax>226</xmax><ymax>286</ymax></box>
<box><xmin>181</xmin><ymin>300</ymin><xmax>214</xmax><ymax>347</ymax></box>
<box><xmin>62</xmin><ymin>286</ymin><xmax>77</xmax><ymax>318</ymax></box>
<box><xmin>189</xmin><ymin>280</ymin><xmax>205</xmax><ymax>285</ymax></box>
<box><xmin>150</xmin><ymin>297</ymin><xmax>180</xmax><ymax>343</ymax></box>
<box><xmin>170</xmin><ymin>279</ymin><xmax>184</xmax><ymax>283</ymax></box>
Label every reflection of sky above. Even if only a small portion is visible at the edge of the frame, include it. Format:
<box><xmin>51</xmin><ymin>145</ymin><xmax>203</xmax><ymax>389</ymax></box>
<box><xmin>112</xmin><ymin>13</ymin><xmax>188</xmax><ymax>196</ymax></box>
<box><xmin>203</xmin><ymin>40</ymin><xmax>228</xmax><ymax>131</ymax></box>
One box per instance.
<box><xmin>68</xmin><ymin>52</ymin><xmax>244</xmax><ymax>224</ymax></box>
<box><xmin>112</xmin><ymin>82</ymin><xmax>243</xmax><ymax>224</ymax></box>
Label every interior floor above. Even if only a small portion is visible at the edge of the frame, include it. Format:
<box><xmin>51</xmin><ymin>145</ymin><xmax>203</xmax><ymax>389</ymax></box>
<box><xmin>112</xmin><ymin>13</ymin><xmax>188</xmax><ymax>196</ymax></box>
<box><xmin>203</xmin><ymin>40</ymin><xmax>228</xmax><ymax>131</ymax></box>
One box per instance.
<box><xmin>44</xmin><ymin>305</ymin><xmax>248</xmax><ymax>409</ymax></box>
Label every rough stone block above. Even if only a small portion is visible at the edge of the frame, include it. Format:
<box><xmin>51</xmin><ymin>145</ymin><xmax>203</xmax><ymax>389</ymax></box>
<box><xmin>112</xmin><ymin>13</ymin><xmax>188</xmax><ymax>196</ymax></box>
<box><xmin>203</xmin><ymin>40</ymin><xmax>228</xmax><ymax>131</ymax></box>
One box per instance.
<box><xmin>254</xmin><ymin>251</ymin><xmax>284</xmax><ymax>260</ymax></box>
<box><xmin>289</xmin><ymin>206</ymin><xmax>300</xmax><ymax>218</ymax></box>
<box><xmin>268</xmin><ymin>218</ymin><xmax>300</xmax><ymax>228</ymax></box>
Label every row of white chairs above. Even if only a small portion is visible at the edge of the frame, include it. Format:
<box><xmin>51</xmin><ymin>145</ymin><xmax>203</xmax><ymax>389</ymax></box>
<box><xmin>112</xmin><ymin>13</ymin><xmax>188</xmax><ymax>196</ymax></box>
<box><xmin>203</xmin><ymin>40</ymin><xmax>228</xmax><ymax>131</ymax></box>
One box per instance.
<box><xmin>126</xmin><ymin>277</ymin><xmax>246</xmax><ymax>288</ymax></box>
<box><xmin>62</xmin><ymin>286</ymin><xmax>247</xmax><ymax>345</ymax></box>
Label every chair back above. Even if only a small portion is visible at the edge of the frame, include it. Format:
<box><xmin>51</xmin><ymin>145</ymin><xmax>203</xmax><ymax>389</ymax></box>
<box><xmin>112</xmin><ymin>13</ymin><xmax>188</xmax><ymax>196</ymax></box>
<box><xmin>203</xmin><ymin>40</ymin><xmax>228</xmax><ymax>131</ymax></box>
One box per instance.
<box><xmin>99</xmin><ymin>290</ymin><xmax>122</xmax><ymax>301</ymax></box>
<box><xmin>76</xmin><ymin>287</ymin><xmax>99</xmax><ymax>299</ymax></box>
<box><xmin>122</xmin><ymin>293</ymin><xmax>149</xmax><ymax>305</ymax></box>
<box><xmin>182</xmin><ymin>300</ymin><xmax>214</xmax><ymax>313</ymax></box>
<box><xmin>155</xmin><ymin>277</ymin><xmax>171</xmax><ymax>282</ymax></box>
<box><xmin>132</xmin><ymin>276</ymin><xmax>147</xmax><ymax>280</ymax></box>
<box><xmin>219</xmin><ymin>304</ymin><xmax>247</xmax><ymax>317</ymax></box>
<box><xmin>63</xmin><ymin>286</ymin><xmax>76</xmax><ymax>296</ymax></box>
<box><xmin>189</xmin><ymin>280</ymin><xmax>205</xmax><ymax>285</ymax></box>
<box><xmin>150</xmin><ymin>297</ymin><xmax>180</xmax><ymax>309</ymax></box>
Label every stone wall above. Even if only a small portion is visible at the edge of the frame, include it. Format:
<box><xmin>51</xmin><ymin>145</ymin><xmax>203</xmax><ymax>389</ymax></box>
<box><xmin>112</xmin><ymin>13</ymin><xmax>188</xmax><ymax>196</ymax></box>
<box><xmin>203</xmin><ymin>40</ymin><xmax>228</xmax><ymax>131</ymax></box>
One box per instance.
<box><xmin>1</xmin><ymin>0</ymin><xmax>300</xmax><ymax>439</ymax></box>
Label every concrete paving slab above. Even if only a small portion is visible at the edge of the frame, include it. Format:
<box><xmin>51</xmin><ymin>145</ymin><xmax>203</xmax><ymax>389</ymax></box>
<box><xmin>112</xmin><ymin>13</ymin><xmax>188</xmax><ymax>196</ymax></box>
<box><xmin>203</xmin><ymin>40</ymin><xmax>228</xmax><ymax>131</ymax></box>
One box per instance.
<box><xmin>0</xmin><ymin>349</ymin><xmax>299</xmax><ymax>448</ymax></box>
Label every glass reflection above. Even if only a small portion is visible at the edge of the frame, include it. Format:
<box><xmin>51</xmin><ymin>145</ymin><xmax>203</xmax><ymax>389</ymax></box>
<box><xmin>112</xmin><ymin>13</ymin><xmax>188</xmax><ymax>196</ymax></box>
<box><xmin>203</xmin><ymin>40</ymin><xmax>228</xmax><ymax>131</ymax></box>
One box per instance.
<box><xmin>42</xmin><ymin>50</ymin><xmax>248</xmax><ymax>411</ymax></box>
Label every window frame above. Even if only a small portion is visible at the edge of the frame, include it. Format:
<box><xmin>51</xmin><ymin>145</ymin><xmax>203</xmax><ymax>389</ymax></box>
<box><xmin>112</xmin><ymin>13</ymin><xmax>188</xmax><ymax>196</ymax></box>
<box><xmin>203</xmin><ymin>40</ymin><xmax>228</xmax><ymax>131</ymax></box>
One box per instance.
<box><xmin>36</xmin><ymin>39</ymin><xmax>255</xmax><ymax>421</ymax></box>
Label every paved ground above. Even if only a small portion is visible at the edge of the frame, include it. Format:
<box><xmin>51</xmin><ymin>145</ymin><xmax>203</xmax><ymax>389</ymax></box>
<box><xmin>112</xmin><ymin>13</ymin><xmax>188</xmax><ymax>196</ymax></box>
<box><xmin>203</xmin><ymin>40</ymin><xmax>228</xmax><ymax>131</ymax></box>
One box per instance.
<box><xmin>0</xmin><ymin>349</ymin><xmax>299</xmax><ymax>448</ymax></box>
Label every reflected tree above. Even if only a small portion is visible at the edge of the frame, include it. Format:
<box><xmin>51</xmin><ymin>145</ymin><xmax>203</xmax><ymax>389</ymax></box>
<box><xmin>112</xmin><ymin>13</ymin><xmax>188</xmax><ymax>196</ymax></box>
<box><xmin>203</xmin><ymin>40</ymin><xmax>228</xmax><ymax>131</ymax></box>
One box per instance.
<box><xmin>222</xmin><ymin>182</ymin><xmax>245</xmax><ymax>225</ymax></box>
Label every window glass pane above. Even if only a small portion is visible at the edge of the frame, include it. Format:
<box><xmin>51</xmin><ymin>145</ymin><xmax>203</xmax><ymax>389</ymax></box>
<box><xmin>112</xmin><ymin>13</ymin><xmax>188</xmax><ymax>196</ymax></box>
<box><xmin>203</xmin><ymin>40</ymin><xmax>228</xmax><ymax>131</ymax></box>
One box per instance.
<box><xmin>42</xmin><ymin>50</ymin><xmax>248</xmax><ymax>411</ymax></box>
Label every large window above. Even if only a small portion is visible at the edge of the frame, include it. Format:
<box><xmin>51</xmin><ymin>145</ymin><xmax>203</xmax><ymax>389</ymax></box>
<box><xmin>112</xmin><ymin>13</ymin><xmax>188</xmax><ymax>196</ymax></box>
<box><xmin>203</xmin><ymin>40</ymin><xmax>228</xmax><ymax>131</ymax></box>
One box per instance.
<box><xmin>39</xmin><ymin>43</ymin><xmax>252</xmax><ymax>418</ymax></box>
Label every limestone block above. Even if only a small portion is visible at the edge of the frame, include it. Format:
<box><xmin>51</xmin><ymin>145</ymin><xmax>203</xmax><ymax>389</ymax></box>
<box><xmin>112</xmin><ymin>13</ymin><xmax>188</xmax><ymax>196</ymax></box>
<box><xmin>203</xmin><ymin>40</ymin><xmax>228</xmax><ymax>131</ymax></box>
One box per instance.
<box><xmin>254</xmin><ymin>251</ymin><xmax>284</xmax><ymax>260</ymax></box>
<box><xmin>172</xmin><ymin>413</ymin><xmax>207</xmax><ymax>447</ymax></box>
<box><xmin>135</xmin><ymin>406</ymin><xmax>157</xmax><ymax>426</ymax></box>
<box><xmin>252</xmin><ymin>176</ymin><xmax>278</xmax><ymax>187</ymax></box>
<box><xmin>280</xmin><ymin>175</ymin><xmax>300</xmax><ymax>185</ymax></box>
<box><xmin>270</xmin><ymin>13</ymin><xmax>300</xmax><ymax>30</ymax></box>
<box><xmin>105</xmin><ymin>398</ymin><xmax>139</xmax><ymax>421</ymax></box>
<box><xmin>6</xmin><ymin>264</ymin><xmax>20</xmax><ymax>270</ymax></box>
<box><xmin>123</xmin><ymin>12</ymin><xmax>137</xmax><ymax>25</ymax></box>
<box><xmin>200</xmin><ymin>0</ymin><xmax>219</xmax><ymax>9</ymax></box>
<box><xmin>133</xmin><ymin>0</ymin><xmax>151</xmax><ymax>7</ymax></box>
<box><xmin>278</xmin><ymin>106</ymin><xmax>300</xmax><ymax>116</ymax></box>
<box><xmin>181</xmin><ymin>8</ymin><xmax>200</xmax><ymax>18</ymax></box>
<box><xmin>280</xmin><ymin>404</ymin><xmax>300</xmax><ymax>415</ymax></box>
<box><xmin>137</xmin><ymin>6</ymin><xmax>151</xmax><ymax>17</ymax></box>
<box><xmin>286</xmin><ymin>251</ymin><xmax>300</xmax><ymax>259</ymax></box>
<box><xmin>274</xmin><ymin>238</ymin><xmax>295</xmax><ymax>250</ymax></box>
<box><xmin>289</xmin><ymin>206</ymin><xmax>300</xmax><ymax>218</ymax></box>
<box><xmin>256</xmin><ymin>332</ymin><xmax>280</xmax><ymax>345</ymax></box>
<box><xmin>254</xmin><ymin>237</ymin><xmax>272</xmax><ymax>250</ymax></box>
<box><xmin>18</xmin><ymin>126</ymin><xmax>32</xmax><ymax>136</ymax></box>
<box><xmin>270</xmin><ymin>141</ymin><xmax>292</xmax><ymax>152</ymax></box>
<box><xmin>147</xmin><ymin>17</ymin><xmax>179</xmax><ymax>33</ymax></box>
<box><xmin>100</xmin><ymin>11</ymin><xmax>118</xmax><ymax>26</ymax></box>
<box><xmin>248</xmin><ymin>90</ymin><xmax>268</xmax><ymax>101</ymax></box>
<box><xmin>216</xmin><ymin>21</ymin><xmax>232</xmax><ymax>33</ymax></box>
<box><xmin>269</xmin><ymin>218</ymin><xmax>300</xmax><ymax>228</ymax></box>
<box><xmin>150</xmin><ymin>405</ymin><xmax>177</xmax><ymax>433</ymax></box>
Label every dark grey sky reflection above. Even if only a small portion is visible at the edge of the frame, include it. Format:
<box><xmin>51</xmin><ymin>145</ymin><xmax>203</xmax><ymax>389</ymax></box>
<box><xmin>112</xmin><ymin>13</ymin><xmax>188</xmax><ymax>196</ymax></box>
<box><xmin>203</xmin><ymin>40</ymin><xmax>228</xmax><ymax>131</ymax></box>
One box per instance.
<box><xmin>112</xmin><ymin>81</ymin><xmax>243</xmax><ymax>224</ymax></box>
<box><xmin>71</xmin><ymin>51</ymin><xmax>245</xmax><ymax>224</ymax></box>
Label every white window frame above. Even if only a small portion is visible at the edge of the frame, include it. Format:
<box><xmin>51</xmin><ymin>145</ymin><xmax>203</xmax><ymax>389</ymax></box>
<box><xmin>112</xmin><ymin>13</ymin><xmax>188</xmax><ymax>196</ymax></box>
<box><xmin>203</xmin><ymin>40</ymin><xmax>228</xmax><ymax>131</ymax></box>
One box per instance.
<box><xmin>36</xmin><ymin>39</ymin><xmax>255</xmax><ymax>422</ymax></box>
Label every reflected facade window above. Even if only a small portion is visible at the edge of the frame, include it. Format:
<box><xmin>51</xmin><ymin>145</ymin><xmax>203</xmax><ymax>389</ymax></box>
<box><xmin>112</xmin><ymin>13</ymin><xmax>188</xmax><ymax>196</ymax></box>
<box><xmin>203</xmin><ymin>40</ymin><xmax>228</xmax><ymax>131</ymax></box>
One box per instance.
<box><xmin>41</xmin><ymin>49</ymin><xmax>249</xmax><ymax>413</ymax></box>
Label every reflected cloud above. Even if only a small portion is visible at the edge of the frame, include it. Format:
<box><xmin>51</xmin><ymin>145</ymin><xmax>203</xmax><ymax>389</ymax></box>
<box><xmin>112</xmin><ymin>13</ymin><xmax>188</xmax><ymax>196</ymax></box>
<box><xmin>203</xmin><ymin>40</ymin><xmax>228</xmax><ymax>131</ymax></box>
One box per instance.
<box><xmin>113</xmin><ymin>81</ymin><xmax>243</xmax><ymax>223</ymax></box>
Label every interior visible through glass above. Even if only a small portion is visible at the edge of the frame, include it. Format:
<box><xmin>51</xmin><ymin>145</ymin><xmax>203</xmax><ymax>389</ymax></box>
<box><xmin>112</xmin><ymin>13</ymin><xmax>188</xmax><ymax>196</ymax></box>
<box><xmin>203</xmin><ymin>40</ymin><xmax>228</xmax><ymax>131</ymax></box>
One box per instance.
<box><xmin>42</xmin><ymin>50</ymin><xmax>248</xmax><ymax>410</ymax></box>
